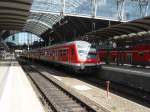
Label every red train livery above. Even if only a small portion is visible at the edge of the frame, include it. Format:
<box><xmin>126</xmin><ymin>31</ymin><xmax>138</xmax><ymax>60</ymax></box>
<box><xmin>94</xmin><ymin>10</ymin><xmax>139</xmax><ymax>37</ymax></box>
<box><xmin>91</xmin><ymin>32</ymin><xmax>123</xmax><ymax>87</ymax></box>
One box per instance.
<box><xmin>99</xmin><ymin>44</ymin><xmax>150</xmax><ymax>66</ymax></box>
<box><xmin>23</xmin><ymin>41</ymin><xmax>101</xmax><ymax>73</ymax></box>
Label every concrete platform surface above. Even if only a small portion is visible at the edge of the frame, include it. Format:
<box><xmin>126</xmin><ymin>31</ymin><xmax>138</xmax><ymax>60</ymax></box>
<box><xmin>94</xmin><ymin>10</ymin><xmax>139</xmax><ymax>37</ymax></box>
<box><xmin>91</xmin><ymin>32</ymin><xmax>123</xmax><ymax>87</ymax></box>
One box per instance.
<box><xmin>102</xmin><ymin>64</ymin><xmax>150</xmax><ymax>76</ymax></box>
<box><xmin>0</xmin><ymin>59</ymin><xmax>45</xmax><ymax>112</ymax></box>
<box><xmin>32</xmin><ymin>65</ymin><xmax>150</xmax><ymax>112</ymax></box>
<box><xmin>99</xmin><ymin>65</ymin><xmax>150</xmax><ymax>93</ymax></box>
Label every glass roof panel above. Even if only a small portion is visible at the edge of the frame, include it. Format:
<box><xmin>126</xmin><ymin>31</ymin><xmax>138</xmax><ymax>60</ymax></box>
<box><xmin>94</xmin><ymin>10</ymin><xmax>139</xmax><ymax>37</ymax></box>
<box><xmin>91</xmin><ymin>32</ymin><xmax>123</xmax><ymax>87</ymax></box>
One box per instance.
<box><xmin>31</xmin><ymin>0</ymin><xmax>61</xmax><ymax>13</ymax></box>
<box><xmin>123</xmin><ymin>0</ymin><xmax>142</xmax><ymax>21</ymax></box>
<box><xmin>24</xmin><ymin>20</ymin><xmax>49</xmax><ymax>35</ymax></box>
<box><xmin>64</xmin><ymin>0</ymin><xmax>92</xmax><ymax>16</ymax></box>
<box><xmin>25</xmin><ymin>12</ymin><xmax>63</xmax><ymax>35</ymax></box>
<box><xmin>29</xmin><ymin>12</ymin><xmax>63</xmax><ymax>28</ymax></box>
<box><xmin>96</xmin><ymin>0</ymin><xmax>150</xmax><ymax>21</ymax></box>
<box><xmin>30</xmin><ymin>0</ymin><xmax>150</xmax><ymax>22</ymax></box>
<box><xmin>96</xmin><ymin>0</ymin><xmax>118</xmax><ymax>20</ymax></box>
<box><xmin>25</xmin><ymin>0</ymin><xmax>150</xmax><ymax>35</ymax></box>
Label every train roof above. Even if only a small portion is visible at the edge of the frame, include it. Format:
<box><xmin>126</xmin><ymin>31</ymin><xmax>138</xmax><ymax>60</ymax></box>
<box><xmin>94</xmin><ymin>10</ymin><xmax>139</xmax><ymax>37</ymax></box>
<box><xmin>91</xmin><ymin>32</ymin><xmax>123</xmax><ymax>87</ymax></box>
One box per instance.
<box><xmin>28</xmin><ymin>41</ymin><xmax>91</xmax><ymax>52</ymax></box>
<box><xmin>42</xmin><ymin>40</ymin><xmax>91</xmax><ymax>49</ymax></box>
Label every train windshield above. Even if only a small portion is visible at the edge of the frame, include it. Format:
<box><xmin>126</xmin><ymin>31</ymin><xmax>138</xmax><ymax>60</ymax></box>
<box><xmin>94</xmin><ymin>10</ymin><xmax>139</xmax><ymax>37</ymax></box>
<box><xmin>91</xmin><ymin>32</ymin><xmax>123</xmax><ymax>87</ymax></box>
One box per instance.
<box><xmin>78</xmin><ymin>45</ymin><xmax>97</xmax><ymax>60</ymax></box>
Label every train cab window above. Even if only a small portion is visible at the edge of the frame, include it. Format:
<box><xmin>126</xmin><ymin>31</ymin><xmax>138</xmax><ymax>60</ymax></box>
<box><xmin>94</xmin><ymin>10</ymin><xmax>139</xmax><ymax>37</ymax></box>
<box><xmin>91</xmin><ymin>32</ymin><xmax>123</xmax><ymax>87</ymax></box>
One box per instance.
<box><xmin>78</xmin><ymin>50</ymin><xmax>87</xmax><ymax>54</ymax></box>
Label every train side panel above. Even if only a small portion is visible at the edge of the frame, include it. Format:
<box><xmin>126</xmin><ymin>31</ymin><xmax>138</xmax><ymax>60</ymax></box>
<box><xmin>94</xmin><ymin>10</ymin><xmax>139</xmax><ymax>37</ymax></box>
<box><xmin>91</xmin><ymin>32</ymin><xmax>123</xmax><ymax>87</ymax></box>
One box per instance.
<box><xmin>98</xmin><ymin>44</ymin><xmax>150</xmax><ymax>66</ymax></box>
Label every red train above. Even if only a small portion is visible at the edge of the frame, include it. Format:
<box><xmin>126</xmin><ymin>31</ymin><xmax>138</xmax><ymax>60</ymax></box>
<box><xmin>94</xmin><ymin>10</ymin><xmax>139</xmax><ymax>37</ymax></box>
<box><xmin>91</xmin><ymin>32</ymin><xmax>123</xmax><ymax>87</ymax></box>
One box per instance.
<box><xmin>23</xmin><ymin>41</ymin><xmax>101</xmax><ymax>73</ymax></box>
<box><xmin>99</xmin><ymin>44</ymin><xmax>150</xmax><ymax>66</ymax></box>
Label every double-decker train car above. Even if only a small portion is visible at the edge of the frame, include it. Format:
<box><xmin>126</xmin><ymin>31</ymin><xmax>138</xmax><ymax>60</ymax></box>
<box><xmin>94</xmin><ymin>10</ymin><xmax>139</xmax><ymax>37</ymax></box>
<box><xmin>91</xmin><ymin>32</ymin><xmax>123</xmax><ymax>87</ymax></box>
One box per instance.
<box><xmin>23</xmin><ymin>41</ymin><xmax>101</xmax><ymax>73</ymax></box>
<box><xmin>99</xmin><ymin>44</ymin><xmax>150</xmax><ymax>66</ymax></box>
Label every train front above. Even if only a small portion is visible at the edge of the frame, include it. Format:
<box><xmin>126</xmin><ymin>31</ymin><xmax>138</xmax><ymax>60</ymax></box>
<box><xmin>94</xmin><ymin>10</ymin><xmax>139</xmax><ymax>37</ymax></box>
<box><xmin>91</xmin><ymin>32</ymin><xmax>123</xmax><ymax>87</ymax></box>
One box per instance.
<box><xmin>76</xmin><ymin>41</ymin><xmax>101</xmax><ymax>73</ymax></box>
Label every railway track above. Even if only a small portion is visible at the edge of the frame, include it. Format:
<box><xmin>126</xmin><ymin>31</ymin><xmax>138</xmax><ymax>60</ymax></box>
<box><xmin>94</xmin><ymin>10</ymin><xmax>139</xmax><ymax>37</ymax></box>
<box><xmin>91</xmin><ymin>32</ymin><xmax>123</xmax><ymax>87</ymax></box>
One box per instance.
<box><xmin>30</xmin><ymin>60</ymin><xmax>150</xmax><ymax>105</ymax></box>
<box><xmin>21</xmin><ymin>62</ymin><xmax>99</xmax><ymax>112</ymax></box>
<box><xmin>20</xmin><ymin>59</ymin><xmax>150</xmax><ymax>110</ymax></box>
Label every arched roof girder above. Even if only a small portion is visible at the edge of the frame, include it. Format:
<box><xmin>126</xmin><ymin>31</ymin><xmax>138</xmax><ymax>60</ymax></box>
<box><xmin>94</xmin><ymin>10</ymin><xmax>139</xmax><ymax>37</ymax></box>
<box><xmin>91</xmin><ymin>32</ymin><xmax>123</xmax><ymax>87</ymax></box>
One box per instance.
<box><xmin>112</xmin><ymin>26</ymin><xmax>144</xmax><ymax>33</ymax></box>
<box><xmin>131</xmin><ymin>21</ymin><xmax>150</xmax><ymax>30</ymax></box>
<box><xmin>109</xmin><ymin>27</ymin><xmax>133</xmax><ymax>34</ymax></box>
<box><xmin>93</xmin><ymin>30</ymin><xmax>118</xmax><ymax>38</ymax></box>
<box><xmin>94</xmin><ymin>32</ymin><xmax>115</xmax><ymax>39</ymax></box>
<box><xmin>0</xmin><ymin>24</ymin><xmax>24</xmax><ymax>30</ymax></box>
<box><xmin>134</xmin><ymin>19</ymin><xmax>150</xmax><ymax>24</ymax></box>
<box><xmin>103</xmin><ymin>29</ymin><xmax>124</xmax><ymax>36</ymax></box>
<box><xmin>27</xmin><ymin>19</ymin><xmax>52</xmax><ymax>28</ymax></box>
<box><xmin>86</xmin><ymin>16</ymin><xmax>150</xmax><ymax>40</ymax></box>
<box><xmin>88</xmin><ymin>26</ymin><xmax>132</xmax><ymax>39</ymax></box>
<box><xmin>0</xmin><ymin>20</ymin><xmax>26</xmax><ymax>25</ymax></box>
<box><xmin>88</xmin><ymin>33</ymin><xmax>109</xmax><ymax>40</ymax></box>
<box><xmin>24</xmin><ymin>12</ymin><xmax>63</xmax><ymax>36</ymax></box>
<box><xmin>0</xmin><ymin>0</ymin><xmax>32</xmax><ymax>30</ymax></box>
<box><xmin>95</xmin><ymin>28</ymin><xmax>136</xmax><ymax>40</ymax></box>
<box><xmin>122</xmin><ymin>23</ymin><xmax>150</xmax><ymax>31</ymax></box>
<box><xmin>0</xmin><ymin>17</ymin><xmax>26</xmax><ymax>22</ymax></box>
<box><xmin>24</xmin><ymin>20</ymin><xmax>50</xmax><ymax>36</ymax></box>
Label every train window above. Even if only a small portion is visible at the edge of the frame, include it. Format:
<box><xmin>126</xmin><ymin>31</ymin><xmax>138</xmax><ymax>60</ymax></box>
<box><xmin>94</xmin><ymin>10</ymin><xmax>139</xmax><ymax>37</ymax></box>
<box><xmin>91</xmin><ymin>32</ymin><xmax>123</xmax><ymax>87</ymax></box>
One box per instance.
<box><xmin>60</xmin><ymin>50</ymin><xmax>63</xmax><ymax>56</ymax></box>
<box><xmin>71</xmin><ymin>48</ymin><xmax>74</xmax><ymax>55</ymax></box>
<box><xmin>63</xmin><ymin>50</ymin><xmax>66</xmax><ymax>56</ymax></box>
<box><xmin>139</xmin><ymin>52</ymin><xmax>144</xmax><ymax>56</ymax></box>
<box><xmin>52</xmin><ymin>50</ymin><xmax>55</xmax><ymax>56</ymax></box>
<box><xmin>55</xmin><ymin>50</ymin><xmax>56</xmax><ymax>56</ymax></box>
<box><xmin>50</xmin><ymin>51</ymin><xmax>51</xmax><ymax>56</ymax></box>
<box><xmin>45</xmin><ymin>51</ymin><xmax>47</xmax><ymax>55</ymax></box>
<box><xmin>54</xmin><ymin>50</ymin><xmax>56</xmax><ymax>56</ymax></box>
<box><xmin>58</xmin><ymin>50</ymin><xmax>60</xmax><ymax>56</ymax></box>
<box><xmin>55</xmin><ymin>50</ymin><xmax>57</xmax><ymax>56</ymax></box>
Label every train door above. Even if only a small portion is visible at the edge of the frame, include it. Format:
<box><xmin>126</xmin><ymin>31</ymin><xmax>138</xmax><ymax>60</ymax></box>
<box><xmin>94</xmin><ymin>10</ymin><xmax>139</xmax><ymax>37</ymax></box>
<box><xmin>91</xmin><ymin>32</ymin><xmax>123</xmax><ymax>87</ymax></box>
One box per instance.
<box><xmin>69</xmin><ymin>46</ymin><xmax>75</xmax><ymax>64</ymax></box>
<box><xmin>126</xmin><ymin>53</ymin><xmax>132</xmax><ymax>64</ymax></box>
<box><xmin>52</xmin><ymin>50</ymin><xmax>55</xmax><ymax>61</ymax></box>
<box><xmin>55</xmin><ymin>50</ymin><xmax>58</xmax><ymax>61</ymax></box>
<box><xmin>66</xmin><ymin>49</ymin><xmax>69</xmax><ymax>63</ymax></box>
<box><xmin>63</xmin><ymin>48</ymin><xmax>69</xmax><ymax>63</ymax></box>
<box><xmin>67</xmin><ymin>48</ymin><xmax>70</xmax><ymax>64</ymax></box>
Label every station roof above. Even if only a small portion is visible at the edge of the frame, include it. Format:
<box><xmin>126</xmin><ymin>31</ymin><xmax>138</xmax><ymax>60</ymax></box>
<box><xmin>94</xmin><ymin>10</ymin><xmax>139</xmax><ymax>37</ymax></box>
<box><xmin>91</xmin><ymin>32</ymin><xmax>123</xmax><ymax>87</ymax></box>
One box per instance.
<box><xmin>24</xmin><ymin>12</ymin><xmax>63</xmax><ymax>36</ymax></box>
<box><xmin>0</xmin><ymin>0</ymin><xmax>150</xmax><ymax>42</ymax></box>
<box><xmin>86</xmin><ymin>16</ymin><xmax>150</xmax><ymax>41</ymax></box>
<box><xmin>41</xmin><ymin>16</ymin><xmax>120</xmax><ymax>42</ymax></box>
<box><xmin>0</xmin><ymin>0</ymin><xmax>32</xmax><ymax>30</ymax></box>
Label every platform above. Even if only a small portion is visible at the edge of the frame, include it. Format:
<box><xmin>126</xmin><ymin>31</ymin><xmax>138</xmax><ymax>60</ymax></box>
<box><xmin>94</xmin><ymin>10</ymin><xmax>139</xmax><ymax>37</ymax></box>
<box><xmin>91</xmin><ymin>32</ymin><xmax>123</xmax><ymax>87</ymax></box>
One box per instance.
<box><xmin>97</xmin><ymin>64</ymin><xmax>150</xmax><ymax>93</ymax></box>
<box><xmin>32</xmin><ymin>65</ymin><xmax>150</xmax><ymax>112</ymax></box>
<box><xmin>102</xmin><ymin>64</ymin><xmax>150</xmax><ymax>76</ymax></box>
<box><xmin>0</xmin><ymin>58</ymin><xmax>45</xmax><ymax>112</ymax></box>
